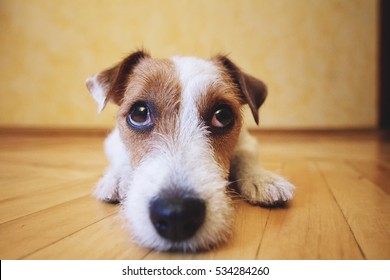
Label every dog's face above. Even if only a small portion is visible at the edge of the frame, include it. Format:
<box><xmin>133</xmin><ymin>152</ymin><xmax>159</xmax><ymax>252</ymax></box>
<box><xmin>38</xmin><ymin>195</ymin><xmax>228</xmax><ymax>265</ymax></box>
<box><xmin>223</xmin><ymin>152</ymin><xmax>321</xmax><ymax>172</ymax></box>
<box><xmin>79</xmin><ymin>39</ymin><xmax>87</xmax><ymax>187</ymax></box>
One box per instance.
<box><xmin>86</xmin><ymin>51</ymin><xmax>267</xmax><ymax>251</ymax></box>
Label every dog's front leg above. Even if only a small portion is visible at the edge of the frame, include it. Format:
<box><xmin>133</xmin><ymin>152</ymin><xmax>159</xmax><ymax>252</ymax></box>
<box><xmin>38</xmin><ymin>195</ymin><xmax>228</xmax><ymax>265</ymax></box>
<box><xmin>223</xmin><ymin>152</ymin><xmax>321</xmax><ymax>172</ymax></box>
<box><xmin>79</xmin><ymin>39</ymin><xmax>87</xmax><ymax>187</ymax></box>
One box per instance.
<box><xmin>230</xmin><ymin>130</ymin><xmax>295</xmax><ymax>206</ymax></box>
<box><xmin>94</xmin><ymin>127</ymin><xmax>132</xmax><ymax>203</ymax></box>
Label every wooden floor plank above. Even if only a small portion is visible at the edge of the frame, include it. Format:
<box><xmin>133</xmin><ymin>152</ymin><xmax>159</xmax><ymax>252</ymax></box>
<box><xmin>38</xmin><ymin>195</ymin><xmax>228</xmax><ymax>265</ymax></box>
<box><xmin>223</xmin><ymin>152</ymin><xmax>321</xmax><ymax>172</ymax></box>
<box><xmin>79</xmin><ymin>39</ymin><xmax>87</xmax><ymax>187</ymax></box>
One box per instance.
<box><xmin>259</xmin><ymin>134</ymin><xmax>382</xmax><ymax>162</ymax></box>
<box><xmin>0</xmin><ymin>136</ymin><xmax>107</xmax><ymax>173</ymax></box>
<box><xmin>347</xmin><ymin>160</ymin><xmax>390</xmax><ymax>195</ymax></box>
<box><xmin>317</xmin><ymin>161</ymin><xmax>390</xmax><ymax>259</ymax></box>
<box><xmin>0</xmin><ymin>159</ymin><xmax>98</xmax><ymax>192</ymax></box>
<box><xmin>24</xmin><ymin>212</ymin><xmax>150</xmax><ymax>260</ymax></box>
<box><xmin>257</xmin><ymin>161</ymin><xmax>364</xmax><ymax>259</ymax></box>
<box><xmin>0</xmin><ymin>149</ymin><xmax>106</xmax><ymax>172</ymax></box>
<box><xmin>0</xmin><ymin>164</ymin><xmax>99</xmax><ymax>201</ymax></box>
<box><xmin>0</xmin><ymin>196</ymin><xmax>117</xmax><ymax>259</ymax></box>
<box><xmin>0</xmin><ymin>177</ymin><xmax>98</xmax><ymax>223</ymax></box>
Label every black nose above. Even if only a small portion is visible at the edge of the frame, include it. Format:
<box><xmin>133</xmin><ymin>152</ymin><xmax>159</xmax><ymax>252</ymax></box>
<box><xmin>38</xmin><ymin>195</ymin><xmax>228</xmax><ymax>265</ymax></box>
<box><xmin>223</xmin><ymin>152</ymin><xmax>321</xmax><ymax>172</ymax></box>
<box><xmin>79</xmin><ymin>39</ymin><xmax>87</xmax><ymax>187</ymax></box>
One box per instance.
<box><xmin>149</xmin><ymin>196</ymin><xmax>206</xmax><ymax>242</ymax></box>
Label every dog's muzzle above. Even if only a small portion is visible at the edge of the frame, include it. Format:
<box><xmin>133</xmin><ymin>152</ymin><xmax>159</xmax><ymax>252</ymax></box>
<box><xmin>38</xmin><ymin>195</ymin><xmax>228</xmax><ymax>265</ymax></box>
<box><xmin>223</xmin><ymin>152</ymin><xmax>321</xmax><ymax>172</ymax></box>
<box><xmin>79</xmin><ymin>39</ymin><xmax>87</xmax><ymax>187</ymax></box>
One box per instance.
<box><xmin>149</xmin><ymin>190</ymin><xmax>206</xmax><ymax>242</ymax></box>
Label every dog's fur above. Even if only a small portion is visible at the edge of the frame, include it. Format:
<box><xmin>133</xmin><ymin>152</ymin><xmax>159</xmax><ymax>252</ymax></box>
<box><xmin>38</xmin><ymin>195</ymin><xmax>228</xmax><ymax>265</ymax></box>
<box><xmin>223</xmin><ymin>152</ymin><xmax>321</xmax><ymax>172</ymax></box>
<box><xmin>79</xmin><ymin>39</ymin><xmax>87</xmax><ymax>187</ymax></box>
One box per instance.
<box><xmin>86</xmin><ymin>51</ymin><xmax>294</xmax><ymax>251</ymax></box>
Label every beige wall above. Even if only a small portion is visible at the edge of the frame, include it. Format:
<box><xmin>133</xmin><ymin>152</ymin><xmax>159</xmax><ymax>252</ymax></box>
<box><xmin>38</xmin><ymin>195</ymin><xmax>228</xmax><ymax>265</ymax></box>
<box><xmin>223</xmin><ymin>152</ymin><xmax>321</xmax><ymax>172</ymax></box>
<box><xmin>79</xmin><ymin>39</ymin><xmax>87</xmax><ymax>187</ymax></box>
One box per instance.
<box><xmin>0</xmin><ymin>0</ymin><xmax>378</xmax><ymax>129</ymax></box>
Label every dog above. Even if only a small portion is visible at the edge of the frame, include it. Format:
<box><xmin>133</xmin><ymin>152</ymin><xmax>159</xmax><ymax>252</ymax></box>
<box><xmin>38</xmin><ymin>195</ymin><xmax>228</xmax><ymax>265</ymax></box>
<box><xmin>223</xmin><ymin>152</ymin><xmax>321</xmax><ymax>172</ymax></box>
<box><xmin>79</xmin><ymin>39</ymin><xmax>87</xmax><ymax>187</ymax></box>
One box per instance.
<box><xmin>85</xmin><ymin>51</ymin><xmax>294</xmax><ymax>252</ymax></box>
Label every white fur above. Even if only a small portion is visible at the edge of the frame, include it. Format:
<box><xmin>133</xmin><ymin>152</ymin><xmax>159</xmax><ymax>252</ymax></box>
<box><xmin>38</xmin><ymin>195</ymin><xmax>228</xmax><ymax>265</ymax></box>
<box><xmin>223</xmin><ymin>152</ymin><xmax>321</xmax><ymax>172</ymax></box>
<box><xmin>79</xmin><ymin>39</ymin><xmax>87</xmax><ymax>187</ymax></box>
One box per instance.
<box><xmin>85</xmin><ymin>74</ymin><xmax>108</xmax><ymax>113</ymax></box>
<box><xmin>171</xmin><ymin>56</ymin><xmax>219</xmax><ymax>104</ymax></box>
<box><xmin>94</xmin><ymin>128</ymin><xmax>132</xmax><ymax>202</ymax></box>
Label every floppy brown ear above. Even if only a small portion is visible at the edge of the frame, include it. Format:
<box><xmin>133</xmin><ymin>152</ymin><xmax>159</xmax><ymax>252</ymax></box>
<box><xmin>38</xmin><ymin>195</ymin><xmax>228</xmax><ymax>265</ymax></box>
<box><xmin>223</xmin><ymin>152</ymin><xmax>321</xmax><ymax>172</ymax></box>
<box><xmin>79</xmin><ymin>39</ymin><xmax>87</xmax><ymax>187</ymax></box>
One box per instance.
<box><xmin>85</xmin><ymin>50</ymin><xmax>149</xmax><ymax>113</ymax></box>
<box><xmin>216</xmin><ymin>55</ymin><xmax>267</xmax><ymax>125</ymax></box>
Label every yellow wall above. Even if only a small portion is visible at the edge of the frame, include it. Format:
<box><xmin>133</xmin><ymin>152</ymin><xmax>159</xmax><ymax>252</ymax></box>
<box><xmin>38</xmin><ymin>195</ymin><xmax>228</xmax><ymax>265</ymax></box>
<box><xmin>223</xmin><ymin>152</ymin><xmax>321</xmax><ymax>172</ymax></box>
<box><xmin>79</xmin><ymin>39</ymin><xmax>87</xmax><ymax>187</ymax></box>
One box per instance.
<box><xmin>0</xmin><ymin>0</ymin><xmax>378</xmax><ymax>129</ymax></box>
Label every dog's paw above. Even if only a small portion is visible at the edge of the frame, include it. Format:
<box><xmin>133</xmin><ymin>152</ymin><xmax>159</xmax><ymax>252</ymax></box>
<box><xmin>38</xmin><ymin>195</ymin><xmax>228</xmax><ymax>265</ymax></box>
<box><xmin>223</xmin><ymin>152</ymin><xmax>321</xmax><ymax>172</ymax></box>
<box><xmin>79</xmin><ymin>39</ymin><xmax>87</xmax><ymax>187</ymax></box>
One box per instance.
<box><xmin>238</xmin><ymin>170</ymin><xmax>295</xmax><ymax>206</ymax></box>
<box><xmin>93</xmin><ymin>167</ymin><xmax>131</xmax><ymax>203</ymax></box>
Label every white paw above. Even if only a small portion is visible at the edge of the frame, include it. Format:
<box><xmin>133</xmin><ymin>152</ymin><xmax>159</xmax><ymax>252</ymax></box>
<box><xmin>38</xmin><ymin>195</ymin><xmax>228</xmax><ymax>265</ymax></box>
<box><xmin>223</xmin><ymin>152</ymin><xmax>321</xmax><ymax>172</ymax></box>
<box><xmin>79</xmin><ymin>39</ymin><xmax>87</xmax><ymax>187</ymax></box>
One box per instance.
<box><xmin>238</xmin><ymin>170</ymin><xmax>295</xmax><ymax>206</ymax></box>
<box><xmin>93</xmin><ymin>166</ymin><xmax>131</xmax><ymax>203</ymax></box>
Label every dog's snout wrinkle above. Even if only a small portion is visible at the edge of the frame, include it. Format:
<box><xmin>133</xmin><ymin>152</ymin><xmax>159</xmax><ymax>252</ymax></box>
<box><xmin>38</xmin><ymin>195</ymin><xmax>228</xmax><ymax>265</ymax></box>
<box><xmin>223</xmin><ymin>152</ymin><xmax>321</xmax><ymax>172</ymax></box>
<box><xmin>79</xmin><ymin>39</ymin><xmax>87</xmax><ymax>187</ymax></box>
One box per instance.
<box><xmin>149</xmin><ymin>195</ymin><xmax>206</xmax><ymax>242</ymax></box>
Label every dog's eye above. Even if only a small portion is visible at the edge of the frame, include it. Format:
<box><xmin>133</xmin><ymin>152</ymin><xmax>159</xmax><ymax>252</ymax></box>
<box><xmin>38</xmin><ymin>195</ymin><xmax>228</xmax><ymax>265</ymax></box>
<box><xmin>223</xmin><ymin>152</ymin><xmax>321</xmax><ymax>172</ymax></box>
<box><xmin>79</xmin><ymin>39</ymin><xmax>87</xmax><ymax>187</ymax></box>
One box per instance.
<box><xmin>211</xmin><ymin>104</ymin><xmax>234</xmax><ymax>129</ymax></box>
<box><xmin>127</xmin><ymin>102</ymin><xmax>154</xmax><ymax>130</ymax></box>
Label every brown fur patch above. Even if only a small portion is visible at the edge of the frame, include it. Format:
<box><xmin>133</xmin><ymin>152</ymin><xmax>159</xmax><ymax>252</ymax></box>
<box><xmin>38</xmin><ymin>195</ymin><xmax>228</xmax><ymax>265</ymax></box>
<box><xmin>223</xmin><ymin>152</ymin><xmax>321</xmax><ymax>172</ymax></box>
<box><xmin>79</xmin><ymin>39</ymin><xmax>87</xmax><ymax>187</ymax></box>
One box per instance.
<box><xmin>117</xmin><ymin>57</ymin><xmax>182</xmax><ymax>167</ymax></box>
<box><xmin>213</xmin><ymin>55</ymin><xmax>267</xmax><ymax>125</ymax></box>
<box><xmin>98</xmin><ymin>51</ymin><xmax>150</xmax><ymax>106</ymax></box>
<box><xmin>196</xmin><ymin>68</ymin><xmax>243</xmax><ymax>176</ymax></box>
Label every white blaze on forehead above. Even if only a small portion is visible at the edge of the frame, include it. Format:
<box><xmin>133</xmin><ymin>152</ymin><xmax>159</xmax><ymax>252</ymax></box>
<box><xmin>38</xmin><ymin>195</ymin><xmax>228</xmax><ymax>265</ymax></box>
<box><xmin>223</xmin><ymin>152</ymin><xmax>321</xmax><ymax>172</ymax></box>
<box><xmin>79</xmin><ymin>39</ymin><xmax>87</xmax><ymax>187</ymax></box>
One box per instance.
<box><xmin>171</xmin><ymin>56</ymin><xmax>220</xmax><ymax>109</ymax></box>
<box><xmin>169</xmin><ymin>56</ymin><xmax>225</xmax><ymax>177</ymax></box>
<box><xmin>170</xmin><ymin>56</ymin><xmax>222</xmax><ymax>168</ymax></box>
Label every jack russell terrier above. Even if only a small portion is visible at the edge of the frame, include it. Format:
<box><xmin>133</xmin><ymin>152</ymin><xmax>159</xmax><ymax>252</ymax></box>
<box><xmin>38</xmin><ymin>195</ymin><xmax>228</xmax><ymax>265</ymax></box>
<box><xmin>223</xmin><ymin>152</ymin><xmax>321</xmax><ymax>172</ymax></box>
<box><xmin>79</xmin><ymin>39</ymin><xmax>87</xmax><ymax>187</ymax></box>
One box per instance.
<box><xmin>86</xmin><ymin>51</ymin><xmax>294</xmax><ymax>252</ymax></box>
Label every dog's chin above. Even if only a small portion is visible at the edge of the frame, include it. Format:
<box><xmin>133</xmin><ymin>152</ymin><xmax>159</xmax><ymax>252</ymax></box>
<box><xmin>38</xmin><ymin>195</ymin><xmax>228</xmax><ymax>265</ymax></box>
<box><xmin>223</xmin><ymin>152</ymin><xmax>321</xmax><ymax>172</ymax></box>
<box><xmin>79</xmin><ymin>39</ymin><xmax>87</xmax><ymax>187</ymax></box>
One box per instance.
<box><xmin>142</xmin><ymin>232</ymin><xmax>230</xmax><ymax>253</ymax></box>
<box><xmin>129</xmin><ymin>229</ymin><xmax>230</xmax><ymax>253</ymax></box>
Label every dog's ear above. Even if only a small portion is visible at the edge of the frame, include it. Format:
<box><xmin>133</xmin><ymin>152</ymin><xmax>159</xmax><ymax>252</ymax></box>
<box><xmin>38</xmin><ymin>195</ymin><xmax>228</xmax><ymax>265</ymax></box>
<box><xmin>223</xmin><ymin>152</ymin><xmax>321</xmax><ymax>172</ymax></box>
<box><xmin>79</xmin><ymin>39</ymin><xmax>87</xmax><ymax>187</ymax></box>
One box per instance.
<box><xmin>216</xmin><ymin>55</ymin><xmax>267</xmax><ymax>125</ymax></box>
<box><xmin>85</xmin><ymin>51</ymin><xmax>149</xmax><ymax>113</ymax></box>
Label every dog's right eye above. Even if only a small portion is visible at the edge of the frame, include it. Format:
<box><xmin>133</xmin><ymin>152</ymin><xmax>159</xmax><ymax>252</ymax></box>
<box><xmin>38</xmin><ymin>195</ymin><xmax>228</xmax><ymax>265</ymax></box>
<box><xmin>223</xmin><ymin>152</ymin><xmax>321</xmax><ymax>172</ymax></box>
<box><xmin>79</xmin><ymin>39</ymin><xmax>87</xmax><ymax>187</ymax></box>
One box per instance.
<box><xmin>210</xmin><ymin>104</ymin><xmax>234</xmax><ymax>129</ymax></box>
<box><xmin>127</xmin><ymin>102</ymin><xmax>154</xmax><ymax>130</ymax></box>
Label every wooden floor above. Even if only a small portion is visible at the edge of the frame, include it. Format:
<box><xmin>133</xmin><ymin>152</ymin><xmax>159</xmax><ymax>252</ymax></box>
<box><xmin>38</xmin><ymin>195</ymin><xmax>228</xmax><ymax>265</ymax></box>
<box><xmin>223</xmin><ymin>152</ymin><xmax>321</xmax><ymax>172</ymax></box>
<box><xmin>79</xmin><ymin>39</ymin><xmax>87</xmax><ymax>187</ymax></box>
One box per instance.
<box><xmin>0</xmin><ymin>128</ymin><xmax>389</xmax><ymax>260</ymax></box>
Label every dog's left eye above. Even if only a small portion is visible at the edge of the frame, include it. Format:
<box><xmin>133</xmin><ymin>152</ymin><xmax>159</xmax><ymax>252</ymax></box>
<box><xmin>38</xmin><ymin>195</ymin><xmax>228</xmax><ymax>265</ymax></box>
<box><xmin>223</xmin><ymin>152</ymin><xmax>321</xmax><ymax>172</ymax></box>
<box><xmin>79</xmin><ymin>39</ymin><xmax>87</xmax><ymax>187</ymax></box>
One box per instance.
<box><xmin>127</xmin><ymin>102</ymin><xmax>154</xmax><ymax>130</ymax></box>
<box><xmin>211</xmin><ymin>104</ymin><xmax>234</xmax><ymax>129</ymax></box>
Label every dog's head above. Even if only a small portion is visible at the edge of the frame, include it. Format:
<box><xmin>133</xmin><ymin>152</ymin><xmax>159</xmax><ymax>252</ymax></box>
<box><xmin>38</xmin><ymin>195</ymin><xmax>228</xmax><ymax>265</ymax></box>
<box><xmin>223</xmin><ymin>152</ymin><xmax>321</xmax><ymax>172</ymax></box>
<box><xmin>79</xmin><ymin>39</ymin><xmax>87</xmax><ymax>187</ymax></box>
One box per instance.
<box><xmin>86</xmin><ymin>51</ymin><xmax>267</xmax><ymax>251</ymax></box>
